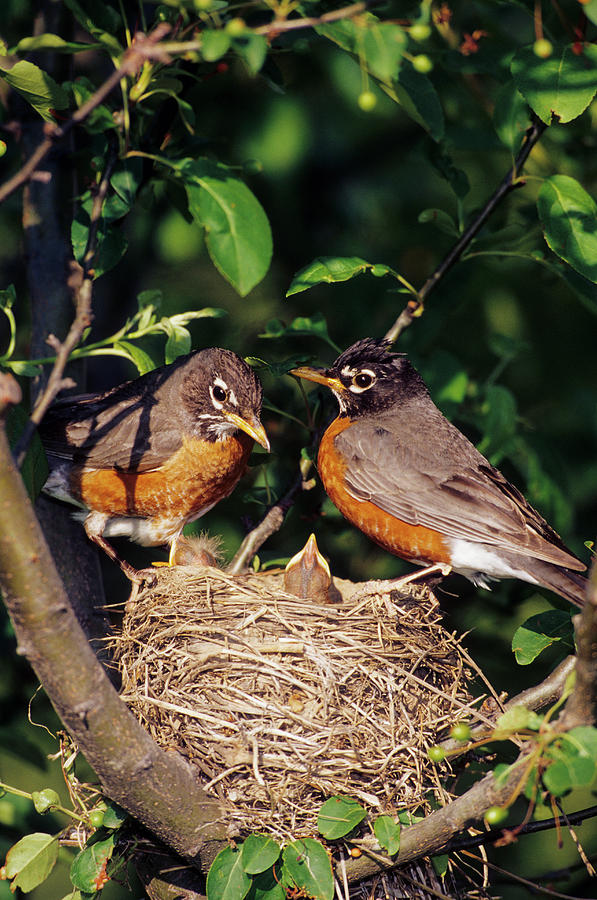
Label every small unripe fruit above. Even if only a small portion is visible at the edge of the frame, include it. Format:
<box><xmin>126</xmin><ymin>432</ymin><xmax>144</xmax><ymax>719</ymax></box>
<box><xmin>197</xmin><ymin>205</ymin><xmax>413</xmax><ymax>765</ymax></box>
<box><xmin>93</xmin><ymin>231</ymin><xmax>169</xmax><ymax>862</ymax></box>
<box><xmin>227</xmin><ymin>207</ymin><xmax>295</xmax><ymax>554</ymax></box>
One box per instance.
<box><xmin>225</xmin><ymin>17</ymin><xmax>246</xmax><ymax>36</ymax></box>
<box><xmin>194</xmin><ymin>0</ymin><xmax>214</xmax><ymax>9</ymax></box>
<box><xmin>410</xmin><ymin>24</ymin><xmax>431</xmax><ymax>42</ymax></box>
<box><xmin>484</xmin><ymin>805</ymin><xmax>508</xmax><ymax>826</ymax></box>
<box><xmin>450</xmin><ymin>723</ymin><xmax>471</xmax><ymax>742</ymax></box>
<box><xmin>427</xmin><ymin>745</ymin><xmax>446</xmax><ymax>763</ymax></box>
<box><xmin>89</xmin><ymin>809</ymin><xmax>105</xmax><ymax>828</ymax></box>
<box><xmin>412</xmin><ymin>54</ymin><xmax>433</xmax><ymax>73</ymax></box>
<box><xmin>533</xmin><ymin>39</ymin><xmax>553</xmax><ymax>59</ymax></box>
<box><xmin>357</xmin><ymin>90</ymin><xmax>377</xmax><ymax>111</ymax></box>
<box><xmin>0</xmin><ymin>141</ymin><xmax>7</xmax><ymax>159</ymax></box>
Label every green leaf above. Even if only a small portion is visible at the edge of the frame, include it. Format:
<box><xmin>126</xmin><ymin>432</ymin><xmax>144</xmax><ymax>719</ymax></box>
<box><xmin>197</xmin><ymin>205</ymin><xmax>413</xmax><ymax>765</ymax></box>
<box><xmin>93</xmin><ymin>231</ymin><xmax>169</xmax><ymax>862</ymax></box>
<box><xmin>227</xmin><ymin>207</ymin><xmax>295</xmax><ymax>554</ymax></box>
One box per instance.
<box><xmin>67</xmin><ymin>77</ymin><xmax>118</xmax><ymax>133</ymax></box>
<box><xmin>113</xmin><ymin>341</ymin><xmax>157</xmax><ymax>374</ymax></box>
<box><xmin>178</xmin><ymin>158</ymin><xmax>273</xmax><ymax>296</ymax></box>
<box><xmin>160</xmin><ymin>319</ymin><xmax>192</xmax><ymax>364</ymax></box>
<box><xmin>202</xmin><ymin>31</ymin><xmax>231</xmax><ymax>62</ymax></box>
<box><xmin>317</xmin><ymin>796</ymin><xmax>367</xmax><ymax>839</ymax></box>
<box><xmin>584</xmin><ymin>0</ymin><xmax>597</xmax><ymax>26</ymax></box>
<box><xmin>564</xmin><ymin>726</ymin><xmax>597</xmax><ymax>759</ymax></box>
<box><xmin>12</xmin><ymin>34</ymin><xmax>100</xmax><ymax>54</ymax></box>
<box><xmin>287</xmin><ymin>256</ymin><xmax>371</xmax><ymax>295</ymax></box>
<box><xmin>31</xmin><ymin>789</ymin><xmax>61</xmax><ymax>814</ymax></box>
<box><xmin>282</xmin><ymin>839</ymin><xmax>334</xmax><ymax>900</ymax></box>
<box><xmin>248</xmin><ymin>868</ymin><xmax>285</xmax><ymax>900</ymax></box>
<box><xmin>5</xmin><ymin>833</ymin><xmax>59</xmax><ymax>893</ymax></box>
<box><xmin>71</xmin><ymin>202</ymin><xmax>128</xmax><ymax>279</ymax></box>
<box><xmin>373</xmin><ymin>815</ymin><xmax>401</xmax><ymax>855</ymax></box>
<box><xmin>233</xmin><ymin>34</ymin><xmax>268</xmax><ymax>75</ymax></box>
<box><xmin>207</xmin><ymin>845</ymin><xmax>252</xmax><ymax>900</ymax></box>
<box><xmin>427</xmin><ymin>145</ymin><xmax>469</xmax><ymax>198</ymax></box>
<box><xmin>493</xmin><ymin>705</ymin><xmax>542</xmax><ymax>739</ymax></box>
<box><xmin>0</xmin><ymin>60</ymin><xmax>68</xmax><ymax>122</ymax></box>
<box><xmin>493</xmin><ymin>82</ymin><xmax>529</xmax><ymax>151</ymax></box>
<box><xmin>259</xmin><ymin>312</ymin><xmax>338</xmax><ymax>350</ymax></box>
<box><xmin>431</xmin><ymin>854</ymin><xmax>449</xmax><ymax>877</ymax></box>
<box><xmin>512</xmin><ymin>610</ymin><xmax>574</xmax><ymax>665</ymax></box>
<box><xmin>391</xmin><ymin>64</ymin><xmax>444</xmax><ymax>141</ymax></box>
<box><xmin>511</xmin><ymin>44</ymin><xmax>597</xmax><ymax>125</ymax></box>
<box><xmin>110</xmin><ymin>160</ymin><xmax>143</xmax><ymax>209</ymax></box>
<box><xmin>70</xmin><ymin>833</ymin><xmax>116</xmax><ymax>893</ymax></box>
<box><xmin>0</xmin><ymin>283</ymin><xmax>16</xmax><ymax>310</ymax></box>
<box><xmin>418</xmin><ymin>208</ymin><xmax>459</xmax><ymax>236</ymax></box>
<box><xmin>63</xmin><ymin>0</ymin><xmax>121</xmax><ymax>45</ymax></box>
<box><xmin>241</xmin><ymin>835</ymin><xmax>281</xmax><ymax>875</ymax></box>
<box><xmin>542</xmin><ymin>755</ymin><xmax>593</xmax><ymax>796</ymax></box>
<box><xmin>5</xmin><ymin>360</ymin><xmax>43</xmax><ymax>377</ymax></box>
<box><xmin>361</xmin><ymin>23</ymin><xmax>406</xmax><ymax>82</ymax></box>
<box><xmin>537</xmin><ymin>175</ymin><xmax>597</xmax><ymax>284</ymax></box>
<box><xmin>101</xmin><ymin>802</ymin><xmax>128</xmax><ymax>830</ymax></box>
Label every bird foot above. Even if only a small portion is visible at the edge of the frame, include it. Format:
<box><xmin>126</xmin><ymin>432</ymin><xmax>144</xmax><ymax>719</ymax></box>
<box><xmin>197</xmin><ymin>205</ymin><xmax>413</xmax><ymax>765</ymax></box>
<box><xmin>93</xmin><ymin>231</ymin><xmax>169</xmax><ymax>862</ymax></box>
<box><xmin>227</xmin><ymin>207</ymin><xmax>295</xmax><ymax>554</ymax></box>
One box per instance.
<box><xmin>394</xmin><ymin>563</ymin><xmax>452</xmax><ymax>586</ymax></box>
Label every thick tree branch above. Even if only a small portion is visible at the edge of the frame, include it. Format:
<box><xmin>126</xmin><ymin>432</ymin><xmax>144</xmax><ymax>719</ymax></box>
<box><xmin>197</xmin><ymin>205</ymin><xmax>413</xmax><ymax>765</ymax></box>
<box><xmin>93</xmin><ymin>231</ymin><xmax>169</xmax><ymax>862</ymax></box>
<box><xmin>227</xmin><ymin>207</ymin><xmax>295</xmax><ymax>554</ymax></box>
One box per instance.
<box><xmin>384</xmin><ymin>117</ymin><xmax>548</xmax><ymax>342</ymax></box>
<box><xmin>0</xmin><ymin>378</ymin><xmax>226</xmax><ymax>870</ymax></box>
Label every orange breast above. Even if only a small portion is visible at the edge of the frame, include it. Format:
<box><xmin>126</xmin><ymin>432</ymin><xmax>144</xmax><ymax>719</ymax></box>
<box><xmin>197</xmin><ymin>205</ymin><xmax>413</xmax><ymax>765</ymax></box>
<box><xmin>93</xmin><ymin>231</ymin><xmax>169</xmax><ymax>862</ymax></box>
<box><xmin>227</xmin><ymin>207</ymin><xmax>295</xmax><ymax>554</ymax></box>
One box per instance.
<box><xmin>318</xmin><ymin>418</ymin><xmax>451</xmax><ymax>566</ymax></box>
<box><xmin>71</xmin><ymin>432</ymin><xmax>253</xmax><ymax>520</ymax></box>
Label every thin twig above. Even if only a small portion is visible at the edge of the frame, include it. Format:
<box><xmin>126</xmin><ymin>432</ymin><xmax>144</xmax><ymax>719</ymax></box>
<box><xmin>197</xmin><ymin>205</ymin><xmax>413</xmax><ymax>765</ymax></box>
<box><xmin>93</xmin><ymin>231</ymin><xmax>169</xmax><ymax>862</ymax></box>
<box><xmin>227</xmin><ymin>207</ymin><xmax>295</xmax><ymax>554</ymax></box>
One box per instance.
<box><xmin>459</xmin><ymin>849</ymin><xmax>588</xmax><ymax>900</ymax></box>
<box><xmin>444</xmin><ymin>804</ymin><xmax>597</xmax><ymax>853</ymax></box>
<box><xmin>384</xmin><ymin>117</ymin><xmax>548</xmax><ymax>342</ymax></box>
<box><xmin>0</xmin><ymin>24</ymin><xmax>171</xmax><ymax>207</ymax></box>
<box><xmin>13</xmin><ymin>144</ymin><xmax>119</xmax><ymax>466</ymax></box>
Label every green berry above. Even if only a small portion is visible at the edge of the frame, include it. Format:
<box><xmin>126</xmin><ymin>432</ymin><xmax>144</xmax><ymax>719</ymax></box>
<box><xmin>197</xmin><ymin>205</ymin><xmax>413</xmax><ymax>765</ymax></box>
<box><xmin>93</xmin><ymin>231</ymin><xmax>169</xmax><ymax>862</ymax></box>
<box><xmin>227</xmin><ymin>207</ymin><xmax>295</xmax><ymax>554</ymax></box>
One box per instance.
<box><xmin>412</xmin><ymin>54</ymin><xmax>433</xmax><ymax>74</ymax></box>
<box><xmin>484</xmin><ymin>805</ymin><xmax>508</xmax><ymax>826</ymax></box>
<box><xmin>0</xmin><ymin>140</ymin><xmax>7</xmax><ymax>158</ymax></box>
<box><xmin>533</xmin><ymin>39</ymin><xmax>553</xmax><ymax>59</ymax></box>
<box><xmin>89</xmin><ymin>809</ymin><xmax>105</xmax><ymax>828</ymax></box>
<box><xmin>410</xmin><ymin>24</ymin><xmax>431</xmax><ymax>42</ymax></box>
<box><xmin>450</xmin><ymin>723</ymin><xmax>471</xmax><ymax>742</ymax></box>
<box><xmin>357</xmin><ymin>90</ymin><xmax>377</xmax><ymax>111</ymax></box>
<box><xmin>225</xmin><ymin>17</ymin><xmax>246</xmax><ymax>36</ymax></box>
<box><xmin>194</xmin><ymin>0</ymin><xmax>214</xmax><ymax>8</ymax></box>
<box><xmin>427</xmin><ymin>745</ymin><xmax>446</xmax><ymax>763</ymax></box>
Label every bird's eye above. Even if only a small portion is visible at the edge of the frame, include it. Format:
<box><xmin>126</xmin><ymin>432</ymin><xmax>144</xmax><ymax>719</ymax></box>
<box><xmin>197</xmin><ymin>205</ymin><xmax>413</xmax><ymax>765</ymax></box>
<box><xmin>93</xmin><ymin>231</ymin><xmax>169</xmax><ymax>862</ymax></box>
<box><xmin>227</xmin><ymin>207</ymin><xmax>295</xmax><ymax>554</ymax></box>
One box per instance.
<box><xmin>212</xmin><ymin>385</ymin><xmax>227</xmax><ymax>403</ymax></box>
<box><xmin>353</xmin><ymin>371</ymin><xmax>374</xmax><ymax>389</ymax></box>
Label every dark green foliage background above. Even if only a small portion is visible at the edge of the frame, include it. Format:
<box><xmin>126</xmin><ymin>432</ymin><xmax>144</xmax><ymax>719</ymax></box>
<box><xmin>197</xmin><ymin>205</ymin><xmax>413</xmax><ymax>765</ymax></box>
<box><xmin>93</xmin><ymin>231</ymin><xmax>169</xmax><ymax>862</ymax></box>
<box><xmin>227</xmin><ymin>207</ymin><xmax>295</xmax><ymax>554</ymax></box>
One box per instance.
<box><xmin>1</xmin><ymin>0</ymin><xmax>596</xmax><ymax>896</ymax></box>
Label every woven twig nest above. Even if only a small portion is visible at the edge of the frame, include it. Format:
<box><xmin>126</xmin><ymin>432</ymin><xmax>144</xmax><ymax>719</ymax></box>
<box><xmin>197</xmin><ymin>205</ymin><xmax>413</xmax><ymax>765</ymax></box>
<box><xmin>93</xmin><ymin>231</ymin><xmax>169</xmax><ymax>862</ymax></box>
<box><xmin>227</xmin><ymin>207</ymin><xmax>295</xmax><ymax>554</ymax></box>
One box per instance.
<box><xmin>113</xmin><ymin>566</ymin><xmax>481</xmax><ymax>843</ymax></box>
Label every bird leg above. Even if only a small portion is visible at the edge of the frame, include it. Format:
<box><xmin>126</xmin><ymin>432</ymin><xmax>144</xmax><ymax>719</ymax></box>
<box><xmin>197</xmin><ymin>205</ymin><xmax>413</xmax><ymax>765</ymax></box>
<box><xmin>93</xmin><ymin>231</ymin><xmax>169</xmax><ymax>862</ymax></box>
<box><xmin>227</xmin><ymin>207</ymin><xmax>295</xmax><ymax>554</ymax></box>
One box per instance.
<box><xmin>84</xmin><ymin>515</ymin><xmax>143</xmax><ymax>583</ymax></box>
<box><xmin>394</xmin><ymin>563</ymin><xmax>452</xmax><ymax>586</ymax></box>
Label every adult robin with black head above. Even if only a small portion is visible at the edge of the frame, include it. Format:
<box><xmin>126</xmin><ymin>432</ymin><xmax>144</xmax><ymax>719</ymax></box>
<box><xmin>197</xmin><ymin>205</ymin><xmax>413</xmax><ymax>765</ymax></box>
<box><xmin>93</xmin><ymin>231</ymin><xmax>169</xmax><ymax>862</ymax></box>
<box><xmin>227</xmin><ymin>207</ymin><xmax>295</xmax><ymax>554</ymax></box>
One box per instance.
<box><xmin>40</xmin><ymin>347</ymin><xmax>269</xmax><ymax>578</ymax></box>
<box><xmin>291</xmin><ymin>338</ymin><xmax>587</xmax><ymax>607</ymax></box>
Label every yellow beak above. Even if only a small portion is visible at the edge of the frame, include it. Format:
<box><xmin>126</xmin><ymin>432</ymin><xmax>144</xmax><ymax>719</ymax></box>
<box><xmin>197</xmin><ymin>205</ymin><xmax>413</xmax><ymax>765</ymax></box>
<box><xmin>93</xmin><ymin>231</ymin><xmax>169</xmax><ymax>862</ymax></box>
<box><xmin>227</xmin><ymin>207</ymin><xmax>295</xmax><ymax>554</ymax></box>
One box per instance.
<box><xmin>224</xmin><ymin>411</ymin><xmax>270</xmax><ymax>451</ymax></box>
<box><xmin>290</xmin><ymin>366</ymin><xmax>345</xmax><ymax>393</ymax></box>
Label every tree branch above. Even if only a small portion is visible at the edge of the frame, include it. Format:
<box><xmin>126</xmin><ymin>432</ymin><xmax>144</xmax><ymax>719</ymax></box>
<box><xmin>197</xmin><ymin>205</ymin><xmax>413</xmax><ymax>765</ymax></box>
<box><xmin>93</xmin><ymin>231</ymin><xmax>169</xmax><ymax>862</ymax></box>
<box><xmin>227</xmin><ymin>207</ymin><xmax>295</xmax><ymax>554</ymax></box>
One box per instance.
<box><xmin>384</xmin><ymin>117</ymin><xmax>548</xmax><ymax>342</ymax></box>
<box><xmin>13</xmin><ymin>143</ymin><xmax>119</xmax><ymax>466</ymax></box>
<box><xmin>0</xmin><ymin>376</ymin><xmax>226</xmax><ymax>870</ymax></box>
<box><xmin>558</xmin><ymin>557</ymin><xmax>597</xmax><ymax>730</ymax></box>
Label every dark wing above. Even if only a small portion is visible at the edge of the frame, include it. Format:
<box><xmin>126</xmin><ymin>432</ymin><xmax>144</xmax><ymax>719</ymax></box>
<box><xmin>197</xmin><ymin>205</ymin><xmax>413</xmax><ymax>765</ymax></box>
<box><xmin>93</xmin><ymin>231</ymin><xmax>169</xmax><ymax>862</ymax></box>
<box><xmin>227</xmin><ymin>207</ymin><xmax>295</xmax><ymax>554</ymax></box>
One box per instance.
<box><xmin>335</xmin><ymin>412</ymin><xmax>584</xmax><ymax>571</ymax></box>
<box><xmin>39</xmin><ymin>364</ymin><xmax>188</xmax><ymax>473</ymax></box>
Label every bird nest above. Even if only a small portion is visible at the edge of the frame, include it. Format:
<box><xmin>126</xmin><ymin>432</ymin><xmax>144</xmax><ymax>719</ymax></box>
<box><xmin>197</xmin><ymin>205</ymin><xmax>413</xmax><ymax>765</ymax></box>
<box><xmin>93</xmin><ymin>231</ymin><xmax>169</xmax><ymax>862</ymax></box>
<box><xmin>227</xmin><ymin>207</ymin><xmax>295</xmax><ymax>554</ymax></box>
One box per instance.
<box><xmin>112</xmin><ymin>566</ymin><xmax>482</xmax><ymax>843</ymax></box>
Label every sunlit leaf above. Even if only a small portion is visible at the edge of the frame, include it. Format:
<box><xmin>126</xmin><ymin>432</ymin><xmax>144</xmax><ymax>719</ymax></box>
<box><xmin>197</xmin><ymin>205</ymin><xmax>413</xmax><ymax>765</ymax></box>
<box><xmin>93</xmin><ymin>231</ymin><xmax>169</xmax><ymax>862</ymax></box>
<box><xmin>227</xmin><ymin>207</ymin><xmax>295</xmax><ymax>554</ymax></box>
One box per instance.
<box><xmin>512</xmin><ymin>610</ymin><xmax>574</xmax><ymax>665</ymax></box>
<box><xmin>317</xmin><ymin>796</ymin><xmax>366</xmax><ymax>839</ymax></box>
<box><xmin>5</xmin><ymin>833</ymin><xmax>59</xmax><ymax>893</ymax></box>
<box><xmin>12</xmin><ymin>34</ymin><xmax>99</xmax><ymax>54</ymax></box>
<box><xmin>538</xmin><ymin>175</ymin><xmax>597</xmax><ymax>283</ymax></box>
<box><xmin>178</xmin><ymin>158</ymin><xmax>273</xmax><ymax>296</ymax></box>
<box><xmin>0</xmin><ymin>60</ymin><xmax>68</xmax><ymax>122</ymax></box>
<box><xmin>373</xmin><ymin>815</ymin><xmax>400</xmax><ymax>855</ymax></box>
<box><xmin>241</xmin><ymin>834</ymin><xmax>281</xmax><ymax>874</ymax></box>
<box><xmin>493</xmin><ymin>82</ymin><xmax>530</xmax><ymax>151</ymax></box>
<box><xmin>282</xmin><ymin>839</ymin><xmax>334</xmax><ymax>900</ymax></box>
<box><xmin>361</xmin><ymin>23</ymin><xmax>406</xmax><ymax>82</ymax></box>
<box><xmin>202</xmin><ymin>30</ymin><xmax>231</xmax><ymax>62</ymax></box>
<box><xmin>511</xmin><ymin>44</ymin><xmax>597</xmax><ymax>125</ymax></box>
<box><xmin>113</xmin><ymin>341</ymin><xmax>158</xmax><ymax>375</ymax></box>
<box><xmin>391</xmin><ymin>64</ymin><xmax>444</xmax><ymax>140</ymax></box>
<box><xmin>287</xmin><ymin>256</ymin><xmax>370</xmax><ymax>295</ymax></box>
<box><xmin>233</xmin><ymin>34</ymin><xmax>268</xmax><ymax>75</ymax></box>
<box><xmin>207</xmin><ymin>845</ymin><xmax>252</xmax><ymax>900</ymax></box>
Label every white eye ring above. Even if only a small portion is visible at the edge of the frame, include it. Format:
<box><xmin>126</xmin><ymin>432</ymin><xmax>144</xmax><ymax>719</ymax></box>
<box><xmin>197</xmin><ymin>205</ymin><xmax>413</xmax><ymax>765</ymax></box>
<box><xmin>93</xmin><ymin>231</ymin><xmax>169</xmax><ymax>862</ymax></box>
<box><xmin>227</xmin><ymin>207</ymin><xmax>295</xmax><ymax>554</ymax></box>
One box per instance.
<box><xmin>210</xmin><ymin>378</ymin><xmax>229</xmax><ymax>408</ymax></box>
<box><xmin>349</xmin><ymin>369</ymin><xmax>376</xmax><ymax>393</ymax></box>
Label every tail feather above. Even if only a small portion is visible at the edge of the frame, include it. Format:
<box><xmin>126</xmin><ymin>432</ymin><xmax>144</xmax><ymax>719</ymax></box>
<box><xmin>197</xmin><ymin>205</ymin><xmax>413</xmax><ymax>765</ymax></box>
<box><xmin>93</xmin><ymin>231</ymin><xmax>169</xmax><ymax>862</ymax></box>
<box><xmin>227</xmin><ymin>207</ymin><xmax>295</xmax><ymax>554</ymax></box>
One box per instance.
<box><xmin>534</xmin><ymin>562</ymin><xmax>587</xmax><ymax>608</ymax></box>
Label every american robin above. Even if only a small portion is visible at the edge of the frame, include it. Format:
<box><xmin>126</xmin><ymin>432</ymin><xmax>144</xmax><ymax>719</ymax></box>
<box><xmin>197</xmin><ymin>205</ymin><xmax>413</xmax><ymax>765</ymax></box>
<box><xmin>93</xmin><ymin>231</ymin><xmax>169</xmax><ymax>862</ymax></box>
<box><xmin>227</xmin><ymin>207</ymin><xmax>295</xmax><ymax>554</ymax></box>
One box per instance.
<box><xmin>291</xmin><ymin>338</ymin><xmax>587</xmax><ymax>607</ymax></box>
<box><xmin>40</xmin><ymin>348</ymin><xmax>269</xmax><ymax>576</ymax></box>
<box><xmin>284</xmin><ymin>533</ymin><xmax>338</xmax><ymax>603</ymax></box>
